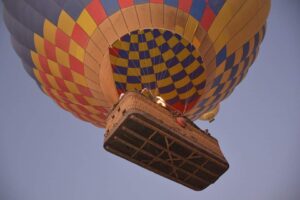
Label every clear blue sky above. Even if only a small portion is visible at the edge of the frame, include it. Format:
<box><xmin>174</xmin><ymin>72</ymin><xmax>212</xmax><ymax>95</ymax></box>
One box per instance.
<box><xmin>0</xmin><ymin>1</ymin><xmax>299</xmax><ymax>200</ymax></box>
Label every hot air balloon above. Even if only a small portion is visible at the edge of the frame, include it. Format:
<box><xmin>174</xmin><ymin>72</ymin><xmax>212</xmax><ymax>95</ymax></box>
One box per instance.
<box><xmin>2</xmin><ymin>0</ymin><xmax>271</xmax><ymax>190</ymax></box>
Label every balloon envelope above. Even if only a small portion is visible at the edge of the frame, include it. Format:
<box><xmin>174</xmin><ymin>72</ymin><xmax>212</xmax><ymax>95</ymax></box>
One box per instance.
<box><xmin>3</xmin><ymin>0</ymin><xmax>271</xmax><ymax>127</ymax></box>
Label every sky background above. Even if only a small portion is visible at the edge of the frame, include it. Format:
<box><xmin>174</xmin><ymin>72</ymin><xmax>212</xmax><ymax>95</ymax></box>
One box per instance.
<box><xmin>0</xmin><ymin>1</ymin><xmax>300</xmax><ymax>200</ymax></box>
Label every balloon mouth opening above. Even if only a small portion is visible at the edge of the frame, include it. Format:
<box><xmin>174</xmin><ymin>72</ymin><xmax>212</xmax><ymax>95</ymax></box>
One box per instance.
<box><xmin>108</xmin><ymin>29</ymin><xmax>207</xmax><ymax>113</ymax></box>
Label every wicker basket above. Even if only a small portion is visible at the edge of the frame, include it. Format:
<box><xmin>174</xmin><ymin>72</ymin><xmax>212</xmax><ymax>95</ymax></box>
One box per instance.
<box><xmin>104</xmin><ymin>92</ymin><xmax>229</xmax><ymax>191</ymax></box>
